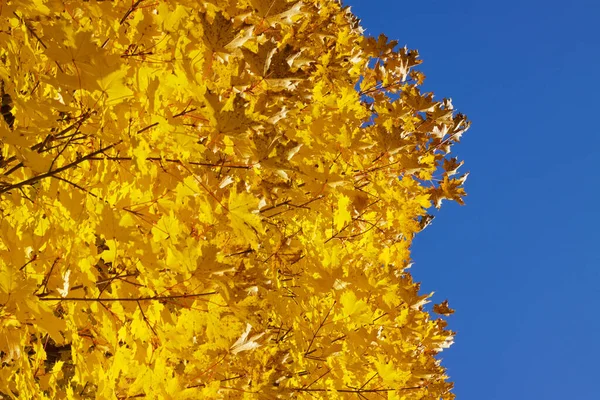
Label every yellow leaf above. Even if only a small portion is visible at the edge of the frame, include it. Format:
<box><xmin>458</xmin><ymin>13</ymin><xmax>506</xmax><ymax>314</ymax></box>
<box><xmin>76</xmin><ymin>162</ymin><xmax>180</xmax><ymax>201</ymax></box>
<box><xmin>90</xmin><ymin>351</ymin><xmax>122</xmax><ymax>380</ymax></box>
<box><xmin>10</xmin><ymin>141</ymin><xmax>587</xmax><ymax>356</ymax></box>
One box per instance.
<box><xmin>97</xmin><ymin>68</ymin><xmax>133</xmax><ymax>104</ymax></box>
<box><xmin>152</xmin><ymin>211</ymin><xmax>183</xmax><ymax>243</ymax></box>
<box><xmin>21</xmin><ymin>149</ymin><xmax>53</xmax><ymax>174</ymax></box>
<box><xmin>374</xmin><ymin>355</ymin><xmax>411</xmax><ymax>386</ymax></box>
<box><xmin>340</xmin><ymin>290</ymin><xmax>371</xmax><ymax>326</ymax></box>
<box><xmin>228</xmin><ymin>187</ymin><xmax>264</xmax><ymax>249</ymax></box>
<box><xmin>334</xmin><ymin>194</ymin><xmax>352</xmax><ymax>231</ymax></box>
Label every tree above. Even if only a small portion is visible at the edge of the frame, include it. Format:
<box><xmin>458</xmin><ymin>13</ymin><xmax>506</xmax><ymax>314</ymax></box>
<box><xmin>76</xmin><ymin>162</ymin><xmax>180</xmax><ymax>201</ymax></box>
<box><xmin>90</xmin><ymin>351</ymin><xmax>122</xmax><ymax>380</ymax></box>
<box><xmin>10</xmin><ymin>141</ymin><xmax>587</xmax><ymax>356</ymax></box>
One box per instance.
<box><xmin>0</xmin><ymin>0</ymin><xmax>469</xmax><ymax>398</ymax></box>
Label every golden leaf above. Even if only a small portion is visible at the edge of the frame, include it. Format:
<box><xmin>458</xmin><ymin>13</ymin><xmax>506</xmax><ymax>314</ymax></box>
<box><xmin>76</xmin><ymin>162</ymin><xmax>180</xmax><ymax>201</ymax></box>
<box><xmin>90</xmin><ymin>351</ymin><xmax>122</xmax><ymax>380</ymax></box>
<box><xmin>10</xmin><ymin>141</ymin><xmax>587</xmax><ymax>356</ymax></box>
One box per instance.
<box><xmin>433</xmin><ymin>300</ymin><xmax>455</xmax><ymax>316</ymax></box>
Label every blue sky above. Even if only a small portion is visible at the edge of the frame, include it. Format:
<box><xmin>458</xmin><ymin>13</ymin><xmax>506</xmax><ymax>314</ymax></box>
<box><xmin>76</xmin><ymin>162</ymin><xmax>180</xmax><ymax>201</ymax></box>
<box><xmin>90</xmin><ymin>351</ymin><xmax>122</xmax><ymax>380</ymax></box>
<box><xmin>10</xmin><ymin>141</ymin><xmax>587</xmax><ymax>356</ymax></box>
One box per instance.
<box><xmin>345</xmin><ymin>1</ymin><xmax>600</xmax><ymax>399</ymax></box>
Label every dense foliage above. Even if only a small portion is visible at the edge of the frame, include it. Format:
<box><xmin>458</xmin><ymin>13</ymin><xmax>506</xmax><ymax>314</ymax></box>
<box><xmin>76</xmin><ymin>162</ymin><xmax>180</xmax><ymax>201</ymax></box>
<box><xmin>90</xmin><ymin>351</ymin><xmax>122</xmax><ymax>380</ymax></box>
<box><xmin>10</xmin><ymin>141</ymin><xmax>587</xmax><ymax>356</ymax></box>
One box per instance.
<box><xmin>0</xmin><ymin>0</ymin><xmax>469</xmax><ymax>398</ymax></box>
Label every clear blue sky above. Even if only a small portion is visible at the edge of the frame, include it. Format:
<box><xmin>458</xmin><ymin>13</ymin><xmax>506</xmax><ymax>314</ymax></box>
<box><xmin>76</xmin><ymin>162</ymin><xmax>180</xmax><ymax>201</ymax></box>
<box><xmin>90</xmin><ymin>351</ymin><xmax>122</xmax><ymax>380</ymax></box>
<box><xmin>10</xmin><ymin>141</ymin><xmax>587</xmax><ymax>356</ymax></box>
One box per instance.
<box><xmin>345</xmin><ymin>1</ymin><xmax>600</xmax><ymax>399</ymax></box>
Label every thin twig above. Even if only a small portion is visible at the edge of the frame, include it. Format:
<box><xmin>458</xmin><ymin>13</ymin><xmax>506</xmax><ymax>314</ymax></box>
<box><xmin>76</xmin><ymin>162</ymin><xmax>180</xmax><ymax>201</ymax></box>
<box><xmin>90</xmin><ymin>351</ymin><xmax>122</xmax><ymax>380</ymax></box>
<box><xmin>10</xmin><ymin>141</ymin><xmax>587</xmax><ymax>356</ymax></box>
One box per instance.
<box><xmin>137</xmin><ymin>122</ymin><xmax>159</xmax><ymax>133</ymax></box>
<box><xmin>3</xmin><ymin>162</ymin><xmax>23</xmax><ymax>176</ymax></box>
<box><xmin>173</xmin><ymin>107</ymin><xmax>197</xmax><ymax>119</ymax></box>
<box><xmin>39</xmin><ymin>258</ymin><xmax>60</xmax><ymax>296</ymax></box>
<box><xmin>86</xmin><ymin>156</ymin><xmax>253</xmax><ymax>169</ymax></box>
<box><xmin>0</xmin><ymin>141</ymin><xmax>122</xmax><ymax>195</ymax></box>
<box><xmin>303</xmin><ymin>369</ymin><xmax>331</xmax><ymax>391</ymax></box>
<box><xmin>120</xmin><ymin>0</ymin><xmax>144</xmax><ymax>25</ymax></box>
<box><xmin>304</xmin><ymin>301</ymin><xmax>336</xmax><ymax>357</ymax></box>
<box><xmin>51</xmin><ymin>176</ymin><xmax>101</xmax><ymax>199</ymax></box>
<box><xmin>48</xmin><ymin>129</ymin><xmax>77</xmax><ymax>172</ymax></box>
<box><xmin>137</xmin><ymin>300</ymin><xmax>158</xmax><ymax>336</ymax></box>
<box><xmin>38</xmin><ymin>291</ymin><xmax>217</xmax><ymax>302</ymax></box>
<box><xmin>13</xmin><ymin>12</ymin><xmax>47</xmax><ymax>49</ymax></box>
<box><xmin>293</xmin><ymin>386</ymin><xmax>422</xmax><ymax>393</ymax></box>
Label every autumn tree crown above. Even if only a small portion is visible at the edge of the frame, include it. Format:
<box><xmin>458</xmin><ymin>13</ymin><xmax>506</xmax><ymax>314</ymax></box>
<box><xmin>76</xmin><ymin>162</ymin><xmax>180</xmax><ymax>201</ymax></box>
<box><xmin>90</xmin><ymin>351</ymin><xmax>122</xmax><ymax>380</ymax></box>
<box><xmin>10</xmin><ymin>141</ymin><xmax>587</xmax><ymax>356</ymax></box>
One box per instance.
<box><xmin>0</xmin><ymin>0</ymin><xmax>468</xmax><ymax>398</ymax></box>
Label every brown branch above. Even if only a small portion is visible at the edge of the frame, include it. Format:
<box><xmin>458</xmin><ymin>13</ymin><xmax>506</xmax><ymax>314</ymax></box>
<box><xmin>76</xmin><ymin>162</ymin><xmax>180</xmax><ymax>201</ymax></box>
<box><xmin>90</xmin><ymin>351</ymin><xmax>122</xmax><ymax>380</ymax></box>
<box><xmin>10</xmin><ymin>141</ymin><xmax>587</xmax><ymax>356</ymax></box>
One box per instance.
<box><xmin>304</xmin><ymin>301</ymin><xmax>335</xmax><ymax>357</ymax></box>
<box><xmin>0</xmin><ymin>155</ymin><xmax>17</xmax><ymax>169</ymax></box>
<box><xmin>97</xmin><ymin>263</ymin><xmax>129</xmax><ymax>299</ymax></box>
<box><xmin>18</xmin><ymin>187</ymin><xmax>34</xmax><ymax>203</ymax></box>
<box><xmin>120</xmin><ymin>0</ymin><xmax>144</xmax><ymax>25</ymax></box>
<box><xmin>187</xmin><ymin>375</ymin><xmax>245</xmax><ymax>389</ymax></box>
<box><xmin>258</xmin><ymin>200</ymin><xmax>291</xmax><ymax>213</ymax></box>
<box><xmin>49</xmin><ymin>114</ymin><xmax>91</xmax><ymax>141</ymax></box>
<box><xmin>330</xmin><ymin>334</ymin><xmax>346</xmax><ymax>343</ymax></box>
<box><xmin>48</xmin><ymin>129</ymin><xmax>77</xmax><ymax>172</ymax></box>
<box><xmin>292</xmin><ymin>386</ymin><xmax>422</xmax><ymax>393</ymax></box>
<box><xmin>38</xmin><ymin>258</ymin><xmax>60</xmax><ymax>296</ymax></box>
<box><xmin>336</xmin><ymin>216</ymin><xmax>384</xmax><ymax>240</ymax></box>
<box><xmin>86</xmin><ymin>156</ymin><xmax>253</xmax><ymax>169</ymax></box>
<box><xmin>303</xmin><ymin>368</ymin><xmax>331</xmax><ymax>391</ymax></box>
<box><xmin>70</xmin><ymin>273</ymin><xmax>141</xmax><ymax>291</ymax></box>
<box><xmin>41</xmin><ymin>136</ymin><xmax>87</xmax><ymax>153</ymax></box>
<box><xmin>19</xmin><ymin>254</ymin><xmax>38</xmax><ymax>272</ymax></box>
<box><xmin>13</xmin><ymin>12</ymin><xmax>47</xmax><ymax>49</ymax></box>
<box><xmin>37</xmin><ymin>134</ymin><xmax>54</xmax><ymax>154</ymax></box>
<box><xmin>51</xmin><ymin>176</ymin><xmax>101</xmax><ymax>199</ymax></box>
<box><xmin>30</xmin><ymin>80</ymin><xmax>40</xmax><ymax>96</ymax></box>
<box><xmin>118</xmin><ymin>393</ymin><xmax>145</xmax><ymax>399</ymax></box>
<box><xmin>358</xmin><ymin>373</ymin><xmax>379</xmax><ymax>391</ymax></box>
<box><xmin>273</xmin><ymin>326</ymin><xmax>293</xmax><ymax>343</ymax></box>
<box><xmin>38</xmin><ymin>291</ymin><xmax>217</xmax><ymax>302</ymax></box>
<box><xmin>137</xmin><ymin>300</ymin><xmax>158</xmax><ymax>336</ymax></box>
<box><xmin>121</xmin><ymin>51</ymin><xmax>154</xmax><ymax>59</ymax></box>
<box><xmin>0</xmin><ymin>141</ymin><xmax>122</xmax><ymax>195</ymax></box>
<box><xmin>3</xmin><ymin>161</ymin><xmax>23</xmax><ymax>176</ymax></box>
<box><xmin>265</xmin><ymin>195</ymin><xmax>325</xmax><ymax>218</ymax></box>
<box><xmin>137</xmin><ymin>122</ymin><xmax>159</xmax><ymax>133</ymax></box>
<box><xmin>226</xmin><ymin>248</ymin><xmax>254</xmax><ymax>257</ymax></box>
<box><xmin>325</xmin><ymin>200</ymin><xmax>380</xmax><ymax>243</ymax></box>
<box><xmin>173</xmin><ymin>107</ymin><xmax>197</xmax><ymax>119</ymax></box>
<box><xmin>3</xmin><ymin>114</ymin><xmax>92</xmax><ymax>176</ymax></box>
<box><xmin>354</xmin><ymin>159</ymin><xmax>401</xmax><ymax>177</ymax></box>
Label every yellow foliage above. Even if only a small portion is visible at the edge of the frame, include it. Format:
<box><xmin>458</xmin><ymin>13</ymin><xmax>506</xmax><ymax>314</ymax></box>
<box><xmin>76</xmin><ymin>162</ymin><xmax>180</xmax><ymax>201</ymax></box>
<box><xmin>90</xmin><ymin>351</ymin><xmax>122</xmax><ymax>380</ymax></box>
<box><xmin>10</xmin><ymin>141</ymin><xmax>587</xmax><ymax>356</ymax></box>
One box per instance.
<box><xmin>0</xmin><ymin>0</ymin><xmax>469</xmax><ymax>399</ymax></box>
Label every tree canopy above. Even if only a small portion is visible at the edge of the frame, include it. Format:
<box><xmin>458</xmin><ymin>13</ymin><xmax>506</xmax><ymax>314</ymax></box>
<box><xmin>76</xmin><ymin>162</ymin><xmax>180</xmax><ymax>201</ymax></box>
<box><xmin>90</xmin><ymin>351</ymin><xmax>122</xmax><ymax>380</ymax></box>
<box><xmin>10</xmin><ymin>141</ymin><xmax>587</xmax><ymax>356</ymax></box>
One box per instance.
<box><xmin>0</xmin><ymin>0</ymin><xmax>469</xmax><ymax>398</ymax></box>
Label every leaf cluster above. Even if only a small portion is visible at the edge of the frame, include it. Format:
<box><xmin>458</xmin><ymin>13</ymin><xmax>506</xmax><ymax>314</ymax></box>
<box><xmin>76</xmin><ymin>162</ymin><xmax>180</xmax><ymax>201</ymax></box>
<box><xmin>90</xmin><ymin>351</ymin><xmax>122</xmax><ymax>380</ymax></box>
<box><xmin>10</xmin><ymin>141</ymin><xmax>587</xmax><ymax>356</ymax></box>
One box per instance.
<box><xmin>0</xmin><ymin>0</ymin><xmax>469</xmax><ymax>399</ymax></box>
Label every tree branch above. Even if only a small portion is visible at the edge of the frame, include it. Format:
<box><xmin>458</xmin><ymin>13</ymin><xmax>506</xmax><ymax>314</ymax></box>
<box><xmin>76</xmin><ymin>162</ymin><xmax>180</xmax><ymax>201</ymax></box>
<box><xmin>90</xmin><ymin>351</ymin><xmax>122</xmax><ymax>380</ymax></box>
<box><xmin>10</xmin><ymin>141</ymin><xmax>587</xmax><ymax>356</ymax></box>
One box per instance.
<box><xmin>87</xmin><ymin>155</ymin><xmax>253</xmax><ymax>169</ymax></box>
<box><xmin>292</xmin><ymin>386</ymin><xmax>422</xmax><ymax>393</ymax></box>
<box><xmin>304</xmin><ymin>301</ymin><xmax>335</xmax><ymax>357</ymax></box>
<box><xmin>120</xmin><ymin>0</ymin><xmax>144</xmax><ymax>25</ymax></box>
<box><xmin>38</xmin><ymin>291</ymin><xmax>217</xmax><ymax>302</ymax></box>
<box><xmin>0</xmin><ymin>141</ymin><xmax>122</xmax><ymax>195</ymax></box>
<box><xmin>13</xmin><ymin>12</ymin><xmax>47</xmax><ymax>49</ymax></box>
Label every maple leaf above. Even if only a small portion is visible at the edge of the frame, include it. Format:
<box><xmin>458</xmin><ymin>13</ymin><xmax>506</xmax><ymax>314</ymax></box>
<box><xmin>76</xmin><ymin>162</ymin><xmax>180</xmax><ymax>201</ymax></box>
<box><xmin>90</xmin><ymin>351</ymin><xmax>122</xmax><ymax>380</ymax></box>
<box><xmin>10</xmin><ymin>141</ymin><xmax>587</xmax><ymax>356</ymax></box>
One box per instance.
<box><xmin>97</xmin><ymin>68</ymin><xmax>134</xmax><ymax>105</ymax></box>
<box><xmin>433</xmin><ymin>300</ymin><xmax>455</xmax><ymax>316</ymax></box>
<box><xmin>228</xmin><ymin>186</ymin><xmax>265</xmax><ymax>249</ymax></box>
